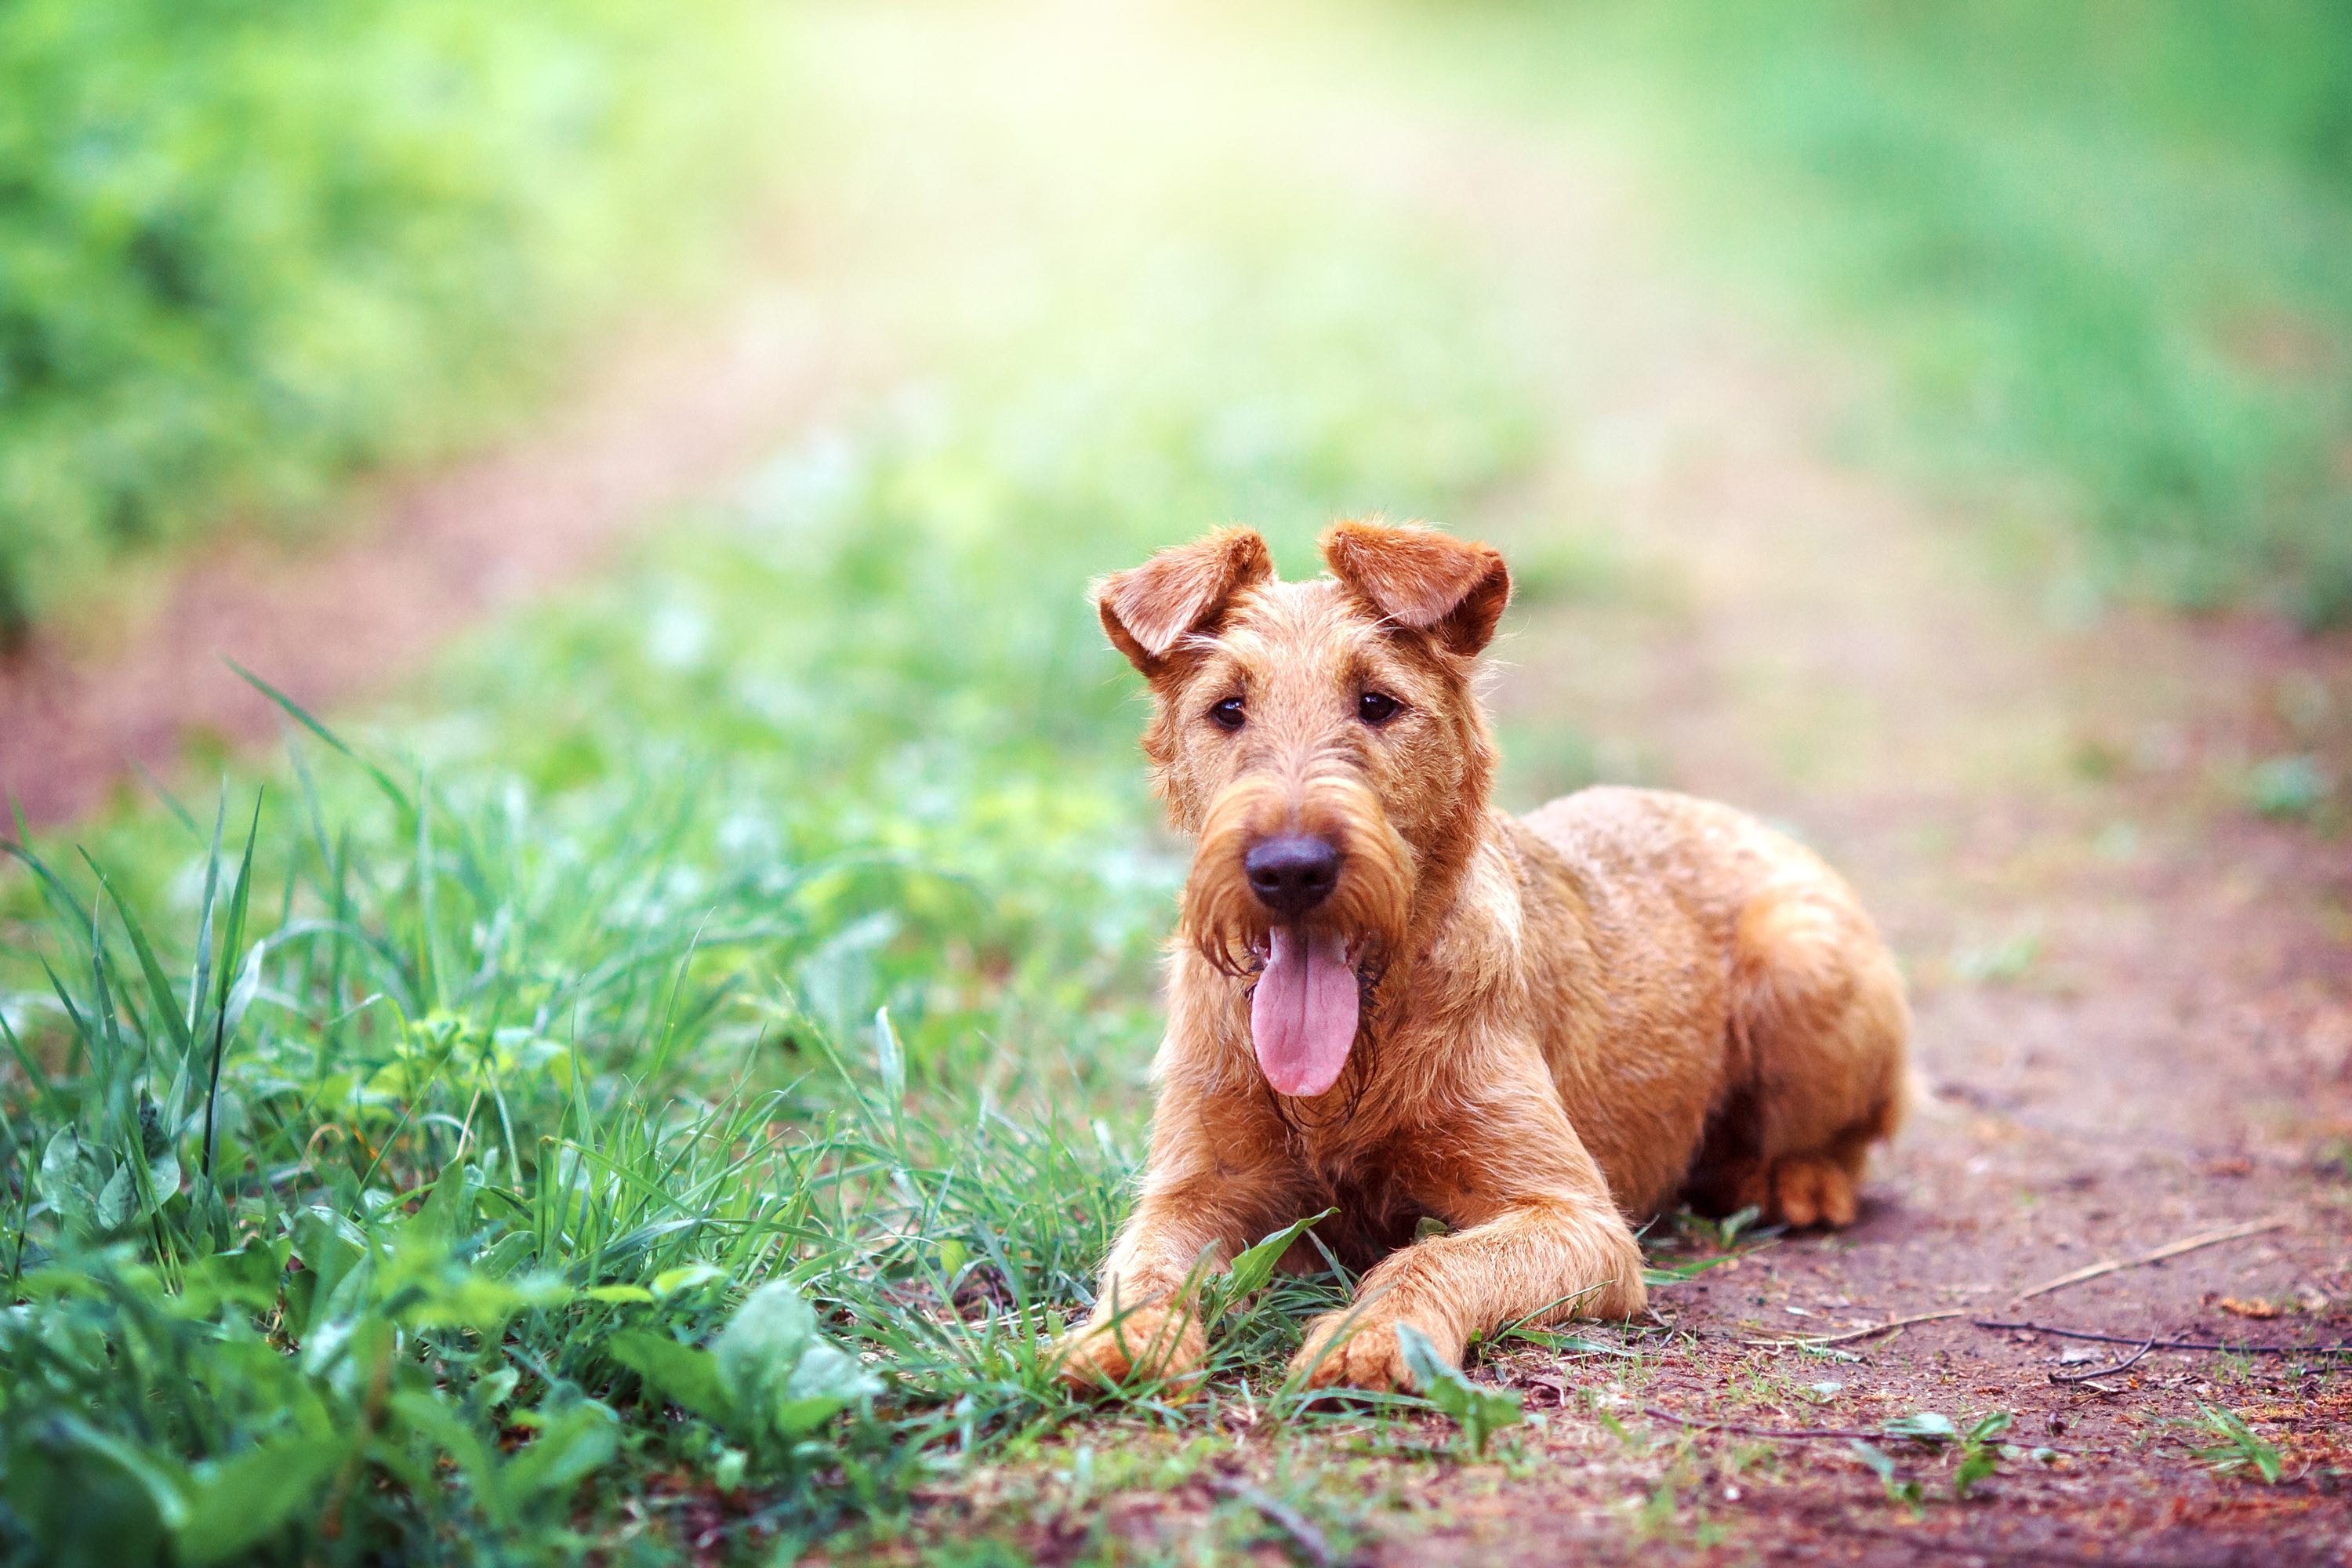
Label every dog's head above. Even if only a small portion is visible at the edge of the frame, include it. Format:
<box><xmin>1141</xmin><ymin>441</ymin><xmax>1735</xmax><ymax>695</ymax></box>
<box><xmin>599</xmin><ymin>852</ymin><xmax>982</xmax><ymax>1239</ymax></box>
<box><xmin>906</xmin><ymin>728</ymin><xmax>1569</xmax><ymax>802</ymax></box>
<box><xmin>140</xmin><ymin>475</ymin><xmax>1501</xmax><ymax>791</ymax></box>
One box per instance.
<box><xmin>1096</xmin><ymin>520</ymin><xmax>1508</xmax><ymax>1097</ymax></box>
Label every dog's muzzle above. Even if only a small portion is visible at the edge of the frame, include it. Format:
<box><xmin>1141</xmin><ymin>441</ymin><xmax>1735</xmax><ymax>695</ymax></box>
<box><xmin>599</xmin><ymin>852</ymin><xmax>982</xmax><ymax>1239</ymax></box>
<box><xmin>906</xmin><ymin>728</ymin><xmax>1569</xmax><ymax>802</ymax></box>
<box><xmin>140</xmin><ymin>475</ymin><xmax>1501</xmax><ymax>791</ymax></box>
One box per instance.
<box><xmin>1243</xmin><ymin>833</ymin><xmax>1339</xmax><ymax>920</ymax></box>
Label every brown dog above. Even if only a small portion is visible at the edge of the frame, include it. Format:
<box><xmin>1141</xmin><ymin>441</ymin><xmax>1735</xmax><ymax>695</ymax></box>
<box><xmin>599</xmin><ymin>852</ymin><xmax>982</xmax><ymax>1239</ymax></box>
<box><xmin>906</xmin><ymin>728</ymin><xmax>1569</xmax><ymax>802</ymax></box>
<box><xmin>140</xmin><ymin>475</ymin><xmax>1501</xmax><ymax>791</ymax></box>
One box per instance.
<box><xmin>1059</xmin><ymin>521</ymin><xmax>1909</xmax><ymax>1394</ymax></box>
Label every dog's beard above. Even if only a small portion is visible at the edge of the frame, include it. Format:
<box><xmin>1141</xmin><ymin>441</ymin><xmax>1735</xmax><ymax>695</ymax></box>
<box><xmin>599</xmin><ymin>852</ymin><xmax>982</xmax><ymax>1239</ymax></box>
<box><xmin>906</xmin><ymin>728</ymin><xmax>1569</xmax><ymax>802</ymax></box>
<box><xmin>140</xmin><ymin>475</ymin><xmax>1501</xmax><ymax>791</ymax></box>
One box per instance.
<box><xmin>1180</xmin><ymin>772</ymin><xmax>1414</xmax><ymax>1094</ymax></box>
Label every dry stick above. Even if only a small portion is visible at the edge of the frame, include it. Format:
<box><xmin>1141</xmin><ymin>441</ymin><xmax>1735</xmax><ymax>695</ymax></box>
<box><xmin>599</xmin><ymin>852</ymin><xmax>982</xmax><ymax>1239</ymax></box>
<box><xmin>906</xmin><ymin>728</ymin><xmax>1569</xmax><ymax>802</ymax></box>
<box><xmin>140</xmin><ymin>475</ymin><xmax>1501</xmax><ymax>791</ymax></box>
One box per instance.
<box><xmin>1208</xmin><ymin>1476</ymin><xmax>1334</xmax><ymax>1568</ymax></box>
<box><xmin>1741</xmin><ymin>1307</ymin><xmax>1968</xmax><ymax>1348</ymax></box>
<box><xmin>2046</xmin><ymin>1338</ymin><xmax>2154</xmax><ymax>1386</ymax></box>
<box><xmin>1977</xmin><ymin>1319</ymin><xmax>2352</xmax><ymax>1358</ymax></box>
<box><xmin>2007</xmin><ymin>1215</ymin><xmax>2286</xmax><ymax>1306</ymax></box>
<box><xmin>1748</xmin><ymin>1216</ymin><xmax>2292</xmax><ymax>1353</ymax></box>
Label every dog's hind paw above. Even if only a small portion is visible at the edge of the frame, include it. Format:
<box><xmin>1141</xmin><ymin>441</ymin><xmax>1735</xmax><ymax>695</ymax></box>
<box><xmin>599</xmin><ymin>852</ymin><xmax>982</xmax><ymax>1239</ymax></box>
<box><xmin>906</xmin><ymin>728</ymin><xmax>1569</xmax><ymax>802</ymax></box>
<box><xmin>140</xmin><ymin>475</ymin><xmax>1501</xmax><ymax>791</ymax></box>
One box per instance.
<box><xmin>1052</xmin><ymin>1305</ymin><xmax>1207</xmax><ymax>1396</ymax></box>
<box><xmin>1762</xmin><ymin>1156</ymin><xmax>1860</xmax><ymax>1229</ymax></box>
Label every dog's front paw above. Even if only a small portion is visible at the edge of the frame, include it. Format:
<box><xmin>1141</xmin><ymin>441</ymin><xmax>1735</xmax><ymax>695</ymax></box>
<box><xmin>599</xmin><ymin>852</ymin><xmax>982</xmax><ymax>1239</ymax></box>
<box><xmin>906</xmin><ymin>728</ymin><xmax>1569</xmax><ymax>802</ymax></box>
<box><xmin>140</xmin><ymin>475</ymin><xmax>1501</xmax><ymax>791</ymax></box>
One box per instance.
<box><xmin>1287</xmin><ymin>1309</ymin><xmax>1458</xmax><ymax>1393</ymax></box>
<box><xmin>1054</xmin><ymin>1304</ymin><xmax>1207</xmax><ymax>1396</ymax></box>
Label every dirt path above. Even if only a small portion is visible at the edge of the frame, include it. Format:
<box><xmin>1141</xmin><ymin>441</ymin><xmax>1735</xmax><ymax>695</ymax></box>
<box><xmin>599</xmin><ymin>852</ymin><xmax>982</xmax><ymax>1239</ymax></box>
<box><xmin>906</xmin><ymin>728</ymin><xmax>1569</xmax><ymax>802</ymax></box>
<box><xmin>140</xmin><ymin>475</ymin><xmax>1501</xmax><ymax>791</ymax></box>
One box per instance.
<box><xmin>0</xmin><ymin>284</ymin><xmax>862</xmax><ymax>826</ymax></box>
<box><xmin>1323</xmin><ymin>89</ymin><xmax>2352</xmax><ymax>1568</ymax></box>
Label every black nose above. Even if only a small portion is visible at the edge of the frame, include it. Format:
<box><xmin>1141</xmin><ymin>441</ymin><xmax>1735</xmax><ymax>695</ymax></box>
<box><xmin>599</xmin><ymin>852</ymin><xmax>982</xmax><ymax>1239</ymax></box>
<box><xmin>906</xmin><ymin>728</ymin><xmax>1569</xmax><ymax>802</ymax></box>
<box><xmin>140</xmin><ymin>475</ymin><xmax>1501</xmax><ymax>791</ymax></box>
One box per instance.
<box><xmin>1243</xmin><ymin>834</ymin><xmax>1340</xmax><ymax>919</ymax></box>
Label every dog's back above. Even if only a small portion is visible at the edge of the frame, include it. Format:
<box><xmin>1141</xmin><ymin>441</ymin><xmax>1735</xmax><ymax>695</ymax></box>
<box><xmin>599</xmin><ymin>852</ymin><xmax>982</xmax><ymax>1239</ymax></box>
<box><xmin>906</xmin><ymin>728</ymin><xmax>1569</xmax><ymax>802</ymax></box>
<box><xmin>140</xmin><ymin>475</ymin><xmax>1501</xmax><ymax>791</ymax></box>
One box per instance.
<box><xmin>1515</xmin><ymin>785</ymin><xmax>1911</xmax><ymax>1225</ymax></box>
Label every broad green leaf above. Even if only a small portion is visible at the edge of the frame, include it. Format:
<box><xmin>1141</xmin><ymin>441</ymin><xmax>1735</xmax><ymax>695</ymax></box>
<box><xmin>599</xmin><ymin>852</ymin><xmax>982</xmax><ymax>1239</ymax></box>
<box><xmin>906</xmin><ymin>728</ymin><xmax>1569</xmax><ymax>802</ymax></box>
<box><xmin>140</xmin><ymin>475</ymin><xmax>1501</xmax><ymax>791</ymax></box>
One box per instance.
<box><xmin>37</xmin><ymin>1127</ymin><xmax>99</xmax><ymax>1235</ymax></box>
<box><xmin>417</xmin><ymin>1159</ymin><xmax>476</xmax><ymax>1237</ymax></box>
<box><xmin>187</xmin><ymin>1240</ymin><xmax>289</xmax><ymax>1311</ymax></box>
<box><xmin>3</xmin><ymin>1416</ymin><xmax>187</xmax><ymax>1568</ymax></box>
<box><xmin>1953</xmin><ymin>1445</ymin><xmax>2000</xmax><ymax>1499</ymax></box>
<box><xmin>136</xmin><ymin>1094</ymin><xmax>180</xmax><ymax>1214</ymax></box>
<box><xmin>651</xmin><ymin>1262</ymin><xmax>727</xmax><ymax>1299</ymax></box>
<box><xmin>1883</xmin><ymin>1411</ymin><xmax>1959</xmax><ymax>1443</ymax></box>
<box><xmin>289</xmin><ymin>1207</ymin><xmax>368</xmax><ymax>1336</ymax></box>
<box><xmin>716</xmin><ymin>1279</ymin><xmax>880</xmax><ymax>1444</ymax></box>
<box><xmin>176</xmin><ymin>1429</ymin><xmax>348</xmax><ymax>1566</ymax></box>
<box><xmin>475</xmin><ymin>1369</ymin><xmax>521</xmax><ymax>1410</ymax></box>
<box><xmin>1396</xmin><ymin>1322</ymin><xmax>1523</xmax><ymax>1457</ymax></box>
<box><xmin>1965</xmin><ymin>1410</ymin><xmax>2013</xmax><ymax>1443</ymax></box>
<box><xmin>94</xmin><ymin>1163</ymin><xmax>137</xmax><ymax>1233</ymax></box>
<box><xmin>770</xmin><ymin>1395</ymin><xmax>855</xmax><ymax>1439</ymax></box>
<box><xmin>715</xmin><ymin>1279</ymin><xmax>818</xmax><ymax>1391</ymax></box>
<box><xmin>1849</xmin><ymin>1438</ymin><xmax>1926</xmax><ymax>1512</ymax></box>
<box><xmin>387</xmin><ymin>1391</ymin><xmax>505</xmax><ymax>1524</ymax></box>
<box><xmin>406</xmin><ymin>1267</ymin><xmax>571</xmax><ymax>1330</ymax></box>
<box><xmin>300</xmin><ymin>1308</ymin><xmax>390</xmax><ymax>1396</ymax></box>
<box><xmin>1222</xmin><ymin>1207</ymin><xmax>1335</xmax><ymax>1300</ymax></box>
<box><xmin>784</xmin><ymin>1340</ymin><xmax>884</xmax><ymax>1410</ymax></box>
<box><xmin>499</xmin><ymin>1402</ymin><xmax>619</xmax><ymax>1501</ymax></box>
<box><xmin>1848</xmin><ymin>1438</ymin><xmax>1896</xmax><ymax>1482</ymax></box>
<box><xmin>610</xmin><ymin>1332</ymin><xmax>733</xmax><ymax>1425</ymax></box>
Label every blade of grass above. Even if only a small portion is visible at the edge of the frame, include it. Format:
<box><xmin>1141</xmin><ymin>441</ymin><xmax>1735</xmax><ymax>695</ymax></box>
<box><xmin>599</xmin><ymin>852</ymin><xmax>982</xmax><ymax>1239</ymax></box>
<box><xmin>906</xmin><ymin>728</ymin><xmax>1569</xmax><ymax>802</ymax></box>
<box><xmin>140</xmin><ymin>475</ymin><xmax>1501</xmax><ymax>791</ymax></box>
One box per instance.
<box><xmin>227</xmin><ymin>659</ymin><xmax>413</xmax><ymax>818</ymax></box>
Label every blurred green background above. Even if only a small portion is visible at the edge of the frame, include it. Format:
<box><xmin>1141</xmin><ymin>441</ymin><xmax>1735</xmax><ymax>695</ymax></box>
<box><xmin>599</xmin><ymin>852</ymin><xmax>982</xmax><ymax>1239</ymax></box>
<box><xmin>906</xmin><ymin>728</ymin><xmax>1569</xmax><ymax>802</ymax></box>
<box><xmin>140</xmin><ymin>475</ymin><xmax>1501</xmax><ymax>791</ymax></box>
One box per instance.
<box><xmin>6</xmin><ymin>0</ymin><xmax>2350</xmax><ymax>638</ymax></box>
<box><xmin>0</xmin><ymin>0</ymin><xmax>779</xmax><ymax>637</ymax></box>
<box><xmin>1472</xmin><ymin>0</ymin><xmax>2352</xmax><ymax>624</ymax></box>
<box><xmin>2</xmin><ymin>2</ymin><xmax>2347</xmax><ymax>1563</ymax></box>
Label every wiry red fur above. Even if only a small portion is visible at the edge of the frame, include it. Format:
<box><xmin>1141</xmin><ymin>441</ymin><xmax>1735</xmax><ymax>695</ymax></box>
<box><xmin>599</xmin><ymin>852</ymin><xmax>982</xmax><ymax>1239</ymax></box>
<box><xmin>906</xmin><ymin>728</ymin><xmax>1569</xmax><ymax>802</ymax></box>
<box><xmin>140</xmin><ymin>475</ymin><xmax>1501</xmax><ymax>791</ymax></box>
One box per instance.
<box><xmin>1059</xmin><ymin>521</ymin><xmax>1911</xmax><ymax>1394</ymax></box>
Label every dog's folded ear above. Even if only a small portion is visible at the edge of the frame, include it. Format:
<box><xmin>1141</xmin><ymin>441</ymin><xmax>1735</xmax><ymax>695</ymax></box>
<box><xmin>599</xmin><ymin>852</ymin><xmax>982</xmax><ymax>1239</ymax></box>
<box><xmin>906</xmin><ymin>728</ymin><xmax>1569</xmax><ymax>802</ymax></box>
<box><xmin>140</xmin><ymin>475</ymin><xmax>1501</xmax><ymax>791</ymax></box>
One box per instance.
<box><xmin>1319</xmin><ymin>520</ymin><xmax>1510</xmax><ymax>657</ymax></box>
<box><xmin>1096</xmin><ymin>528</ymin><xmax>1274</xmax><ymax>677</ymax></box>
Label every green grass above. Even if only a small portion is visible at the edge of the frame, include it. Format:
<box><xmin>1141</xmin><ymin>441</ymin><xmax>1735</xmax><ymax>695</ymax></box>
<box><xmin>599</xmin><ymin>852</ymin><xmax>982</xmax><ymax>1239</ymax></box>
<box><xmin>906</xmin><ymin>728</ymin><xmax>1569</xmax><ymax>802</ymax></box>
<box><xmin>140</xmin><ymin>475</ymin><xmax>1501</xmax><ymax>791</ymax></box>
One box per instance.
<box><xmin>0</xmin><ymin>52</ymin><xmax>1546</xmax><ymax>1553</ymax></box>
<box><xmin>0</xmin><ymin>0</ymin><xmax>782</xmax><ymax>641</ymax></box>
<box><xmin>2182</xmin><ymin>1403</ymin><xmax>2286</xmax><ymax>1485</ymax></box>
<box><xmin>1392</xmin><ymin>0</ymin><xmax>2352</xmax><ymax>625</ymax></box>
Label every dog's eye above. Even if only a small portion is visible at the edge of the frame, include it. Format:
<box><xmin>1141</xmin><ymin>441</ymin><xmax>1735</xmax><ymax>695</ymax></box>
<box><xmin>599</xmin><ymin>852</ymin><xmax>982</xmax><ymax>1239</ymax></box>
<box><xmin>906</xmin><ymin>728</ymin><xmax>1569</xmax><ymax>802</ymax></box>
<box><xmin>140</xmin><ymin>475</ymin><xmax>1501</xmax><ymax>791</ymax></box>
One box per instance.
<box><xmin>1356</xmin><ymin>691</ymin><xmax>1403</xmax><ymax>727</ymax></box>
<box><xmin>1209</xmin><ymin>697</ymin><xmax>1246</xmax><ymax>731</ymax></box>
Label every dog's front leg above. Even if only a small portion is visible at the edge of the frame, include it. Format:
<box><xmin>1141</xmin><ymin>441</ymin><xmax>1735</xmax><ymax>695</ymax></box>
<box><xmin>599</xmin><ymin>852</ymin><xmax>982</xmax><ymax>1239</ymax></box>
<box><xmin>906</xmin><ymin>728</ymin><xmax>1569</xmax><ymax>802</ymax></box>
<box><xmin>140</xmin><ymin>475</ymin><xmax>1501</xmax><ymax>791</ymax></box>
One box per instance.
<box><xmin>1056</xmin><ymin>1072</ymin><xmax>1301</xmax><ymax>1394</ymax></box>
<box><xmin>1289</xmin><ymin>1071</ymin><xmax>1646</xmax><ymax>1393</ymax></box>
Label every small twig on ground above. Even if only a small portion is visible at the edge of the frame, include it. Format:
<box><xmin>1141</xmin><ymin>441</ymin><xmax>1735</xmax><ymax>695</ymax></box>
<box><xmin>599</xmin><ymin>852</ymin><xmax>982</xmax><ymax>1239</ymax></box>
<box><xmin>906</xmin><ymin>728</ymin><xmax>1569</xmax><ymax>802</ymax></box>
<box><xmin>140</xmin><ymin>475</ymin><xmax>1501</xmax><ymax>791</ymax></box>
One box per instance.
<box><xmin>1740</xmin><ymin>1307</ymin><xmax>1966</xmax><ymax>1348</ymax></box>
<box><xmin>2047</xmin><ymin>1338</ymin><xmax>2154</xmax><ymax>1385</ymax></box>
<box><xmin>1210</xmin><ymin>1475</ymin><xmax>1334</xmax><ymax>1568</ymax></box>
<box><xmin>1976</xmin><ymin>1319</ymin><xmax>2352</xmax><ymax>1357</ymax></box>
<box><xmin>2006</xmin><ymin>1216</ymin><xmax>2285</xmax><ymax>1305</ymax></box>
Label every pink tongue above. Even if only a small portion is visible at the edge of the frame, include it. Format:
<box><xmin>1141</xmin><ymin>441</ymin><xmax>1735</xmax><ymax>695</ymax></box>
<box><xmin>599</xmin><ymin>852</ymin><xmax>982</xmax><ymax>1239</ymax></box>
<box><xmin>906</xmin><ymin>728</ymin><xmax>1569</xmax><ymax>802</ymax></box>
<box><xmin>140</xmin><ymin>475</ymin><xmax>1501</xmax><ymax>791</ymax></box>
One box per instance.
<box><xmin>1250</xmin><ymin>927</ymin><xmax>1359</xmax><ymax>1098</ymax></box>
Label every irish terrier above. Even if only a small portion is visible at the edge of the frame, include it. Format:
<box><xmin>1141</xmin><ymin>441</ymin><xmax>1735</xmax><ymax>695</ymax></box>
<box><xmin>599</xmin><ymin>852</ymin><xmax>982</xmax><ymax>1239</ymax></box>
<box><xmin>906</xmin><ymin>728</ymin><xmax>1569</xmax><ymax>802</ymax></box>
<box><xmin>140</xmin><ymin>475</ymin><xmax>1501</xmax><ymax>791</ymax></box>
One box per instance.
<box><xmin>1058</xmin><ymin>521</ymin><xmax>1910</xmax><ymax>1394</ymax></box>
